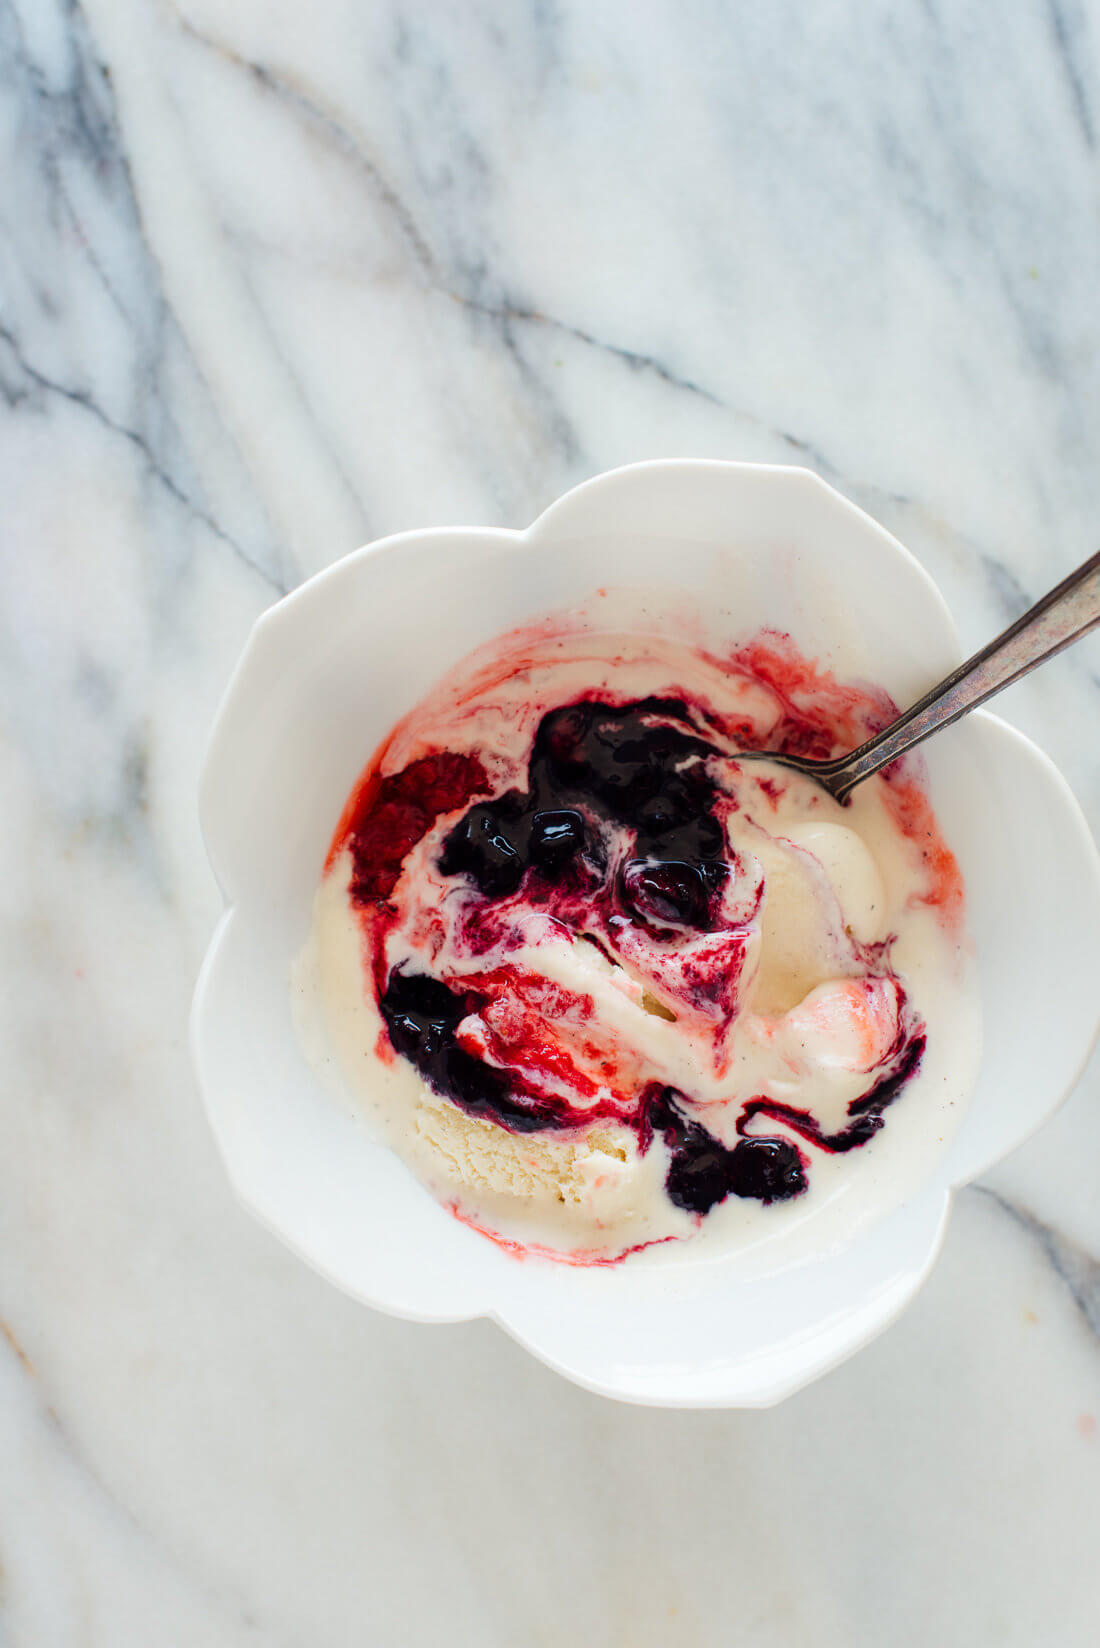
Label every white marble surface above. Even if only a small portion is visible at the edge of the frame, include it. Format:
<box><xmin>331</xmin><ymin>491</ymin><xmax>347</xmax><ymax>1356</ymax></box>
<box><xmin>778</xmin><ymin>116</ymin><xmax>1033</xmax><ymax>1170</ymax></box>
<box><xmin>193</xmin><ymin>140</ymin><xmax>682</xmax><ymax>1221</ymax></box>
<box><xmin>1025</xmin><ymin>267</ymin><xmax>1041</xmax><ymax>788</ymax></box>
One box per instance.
<box><xmin>2</xmin><ymin>0</ymin><xmax>1099</xmax><ymax>1641</ymax></box>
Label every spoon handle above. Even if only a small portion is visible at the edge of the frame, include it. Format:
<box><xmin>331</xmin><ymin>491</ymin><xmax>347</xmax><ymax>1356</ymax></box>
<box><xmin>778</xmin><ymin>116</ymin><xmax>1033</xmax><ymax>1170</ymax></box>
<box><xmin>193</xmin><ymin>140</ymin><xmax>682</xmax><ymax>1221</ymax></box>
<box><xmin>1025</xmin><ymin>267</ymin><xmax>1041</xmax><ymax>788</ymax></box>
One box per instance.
<box><xmin>830</xmin><ymin>549</ymin><xmax>1100</xmax><ymax>801</ymax></box>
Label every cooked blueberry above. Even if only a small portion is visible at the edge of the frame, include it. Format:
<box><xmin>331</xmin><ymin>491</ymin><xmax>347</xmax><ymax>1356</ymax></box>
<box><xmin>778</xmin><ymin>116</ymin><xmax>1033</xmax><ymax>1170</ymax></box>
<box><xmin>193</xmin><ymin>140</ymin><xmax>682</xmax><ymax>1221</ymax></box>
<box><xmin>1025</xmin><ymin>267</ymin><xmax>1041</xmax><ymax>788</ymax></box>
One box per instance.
<box><xmin>622</xmin><ymin>858</ymin><xmax>710</xmax><ymax>928</ymax></box>
<box><xmin>665</xmin><ymin>1139</ymin><xmax>730</xmax><ymax>1214</ymax></box>
<box><xmin>647</xmin><ymin>1086</ymin><xmax>735</xmax><ymax>1215</ymax></box>
<box><xmin>378</xmin><ymin>970</ymin><xmax>465</xmax><ymax>1061</ymax></box>
<box><xmin>439</xmin><ymin>803</ymin><xmax>525</xmax><ymax>896</ymax></box>
<box><xmin>538</xmin><ymin>704</ymin><xmax>593</xmax><ymax>777</ymax></box>
<box><xmin>727</xmin><ymin>1137</ymin><xmax>806</xmax><ymax>1202</ymax></box>
<box><xmin>529</xmin><ymin>808</ymin><xmax>584</xmax><ymax>869</ymax></box>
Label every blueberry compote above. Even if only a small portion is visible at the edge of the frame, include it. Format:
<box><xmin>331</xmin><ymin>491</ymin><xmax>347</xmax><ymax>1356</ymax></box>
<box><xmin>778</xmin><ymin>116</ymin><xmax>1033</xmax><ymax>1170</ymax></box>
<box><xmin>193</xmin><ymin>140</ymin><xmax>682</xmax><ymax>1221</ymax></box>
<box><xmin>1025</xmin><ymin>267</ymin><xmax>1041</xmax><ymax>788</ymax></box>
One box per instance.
<box><xmin>350</xmin><ymin>694</ymin><xmax>924</xmax><ymax>1227</ymax></box>
<box><xmin>643</xmin><ymin>1087</ymin><xmax>807</xmax><ymax>1213</ymax></box>
<box><xmin>440</xmin><ymin>699</ymin><xmax>728</xmax><ymax>927</ymax></box>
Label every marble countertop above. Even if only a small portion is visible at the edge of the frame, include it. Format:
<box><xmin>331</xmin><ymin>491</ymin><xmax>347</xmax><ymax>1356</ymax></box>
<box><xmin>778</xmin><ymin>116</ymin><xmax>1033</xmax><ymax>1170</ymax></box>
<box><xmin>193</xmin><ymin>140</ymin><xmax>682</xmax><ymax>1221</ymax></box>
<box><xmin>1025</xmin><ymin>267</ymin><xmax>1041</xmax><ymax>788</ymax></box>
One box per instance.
<box><xmin>3</xmin><ymin>1</ymin><xmax>1099</xmax><ymax>1643</ymax></box>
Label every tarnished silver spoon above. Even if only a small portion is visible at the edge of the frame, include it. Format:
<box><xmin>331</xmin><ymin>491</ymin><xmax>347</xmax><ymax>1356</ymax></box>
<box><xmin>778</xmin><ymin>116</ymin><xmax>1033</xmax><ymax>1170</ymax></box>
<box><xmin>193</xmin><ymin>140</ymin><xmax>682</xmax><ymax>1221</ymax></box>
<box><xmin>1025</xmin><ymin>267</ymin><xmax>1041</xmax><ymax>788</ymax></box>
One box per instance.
<box><xmin>750</xmin><ymin>550</ymin><xmax>1100</xmax><ymax>803</ymax></box>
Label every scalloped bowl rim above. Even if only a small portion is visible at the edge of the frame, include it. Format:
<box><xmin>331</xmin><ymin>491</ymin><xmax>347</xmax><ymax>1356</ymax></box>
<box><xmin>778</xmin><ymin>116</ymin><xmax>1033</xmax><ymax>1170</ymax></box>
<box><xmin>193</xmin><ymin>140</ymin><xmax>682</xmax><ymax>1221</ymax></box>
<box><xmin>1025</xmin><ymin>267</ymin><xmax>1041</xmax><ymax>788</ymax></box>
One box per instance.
<box><xmin>192</xmin><ymin>459</ymin><xmax>1100</xmax><ymax>1407</ymax></box>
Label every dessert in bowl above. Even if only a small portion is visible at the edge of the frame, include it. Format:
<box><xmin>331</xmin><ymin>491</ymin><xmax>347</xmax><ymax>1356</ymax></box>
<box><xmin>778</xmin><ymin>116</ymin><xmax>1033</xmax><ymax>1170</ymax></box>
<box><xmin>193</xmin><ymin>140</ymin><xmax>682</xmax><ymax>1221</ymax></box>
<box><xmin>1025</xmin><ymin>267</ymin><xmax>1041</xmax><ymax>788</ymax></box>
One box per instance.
<box><xmin>302</xmin><ymin>622</ymin><xmax>978</xmax><ymax>1266</ymax></box>
<box><xmin>193</xmin><ymin>462</ymin><xmax>1100</xmax><ymax>1405</ymax></box>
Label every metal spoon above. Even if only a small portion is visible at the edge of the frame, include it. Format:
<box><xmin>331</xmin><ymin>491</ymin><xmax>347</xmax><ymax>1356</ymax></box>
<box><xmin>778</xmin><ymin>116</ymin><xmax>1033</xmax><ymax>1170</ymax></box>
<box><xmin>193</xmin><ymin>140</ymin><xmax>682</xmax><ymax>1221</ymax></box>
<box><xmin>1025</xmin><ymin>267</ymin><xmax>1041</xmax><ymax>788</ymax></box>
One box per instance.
<box><xmin>751</xmin><ymin>550</ymin><xmax>1100</xmax><ymax>803</ymax></box>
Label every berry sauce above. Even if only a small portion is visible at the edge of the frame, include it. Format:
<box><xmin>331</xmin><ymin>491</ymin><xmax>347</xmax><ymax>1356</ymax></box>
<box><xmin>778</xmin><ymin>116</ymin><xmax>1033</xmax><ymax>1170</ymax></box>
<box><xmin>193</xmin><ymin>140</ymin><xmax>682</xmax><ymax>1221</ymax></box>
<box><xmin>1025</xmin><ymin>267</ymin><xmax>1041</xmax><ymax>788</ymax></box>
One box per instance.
<box><xmin>736</xmin><ymin>1032</ymin><xmax>928</xmax><ymax>1154</ymax></box>
<box><xmin>439</xmin><ymin>698</ymin><xmax>727</xmax><ymax>920</ymax></box>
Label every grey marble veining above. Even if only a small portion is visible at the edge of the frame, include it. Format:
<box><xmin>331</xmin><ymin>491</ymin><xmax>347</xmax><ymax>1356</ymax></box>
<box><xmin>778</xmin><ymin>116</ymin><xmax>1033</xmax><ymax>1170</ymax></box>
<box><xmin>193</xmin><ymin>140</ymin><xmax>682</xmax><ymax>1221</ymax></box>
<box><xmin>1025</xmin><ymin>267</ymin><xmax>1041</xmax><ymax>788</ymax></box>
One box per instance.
<box><xmin>2</xmin><ymin>2</ymin><xmax>1098</xmax><ymax>1644</ymax></box>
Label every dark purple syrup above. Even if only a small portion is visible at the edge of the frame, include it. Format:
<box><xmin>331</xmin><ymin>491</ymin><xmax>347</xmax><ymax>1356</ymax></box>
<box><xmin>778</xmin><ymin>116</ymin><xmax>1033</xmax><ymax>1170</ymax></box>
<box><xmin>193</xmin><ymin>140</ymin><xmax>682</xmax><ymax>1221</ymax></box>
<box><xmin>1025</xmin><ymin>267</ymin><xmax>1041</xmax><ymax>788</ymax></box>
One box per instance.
<box><xmin>737</xmin><ymin>1032</ymin><xmax>927</xmax><ymax>1154</ymax></box>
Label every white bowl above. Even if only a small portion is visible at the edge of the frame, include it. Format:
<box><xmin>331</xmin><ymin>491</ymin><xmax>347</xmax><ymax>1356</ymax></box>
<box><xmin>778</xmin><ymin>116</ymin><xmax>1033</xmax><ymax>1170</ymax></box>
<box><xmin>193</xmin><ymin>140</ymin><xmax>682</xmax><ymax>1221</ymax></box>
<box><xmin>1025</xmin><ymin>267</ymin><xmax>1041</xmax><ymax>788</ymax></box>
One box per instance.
<box><xmin>192</xmin><ymin>461</ymin><xmax>1100</xmax><ymax>1407</ymax></box>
